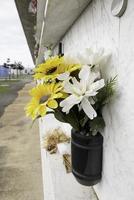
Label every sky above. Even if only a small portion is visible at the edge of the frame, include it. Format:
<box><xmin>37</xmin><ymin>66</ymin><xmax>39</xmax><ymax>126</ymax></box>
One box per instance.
<box><xmin>0</xmin><ymin>0</ymin><xmax>34</xmax><ymax>68</ymax></box>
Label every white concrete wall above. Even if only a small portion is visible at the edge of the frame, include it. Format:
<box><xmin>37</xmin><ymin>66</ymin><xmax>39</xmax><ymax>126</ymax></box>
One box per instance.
<box><xmin>54</xmin><ymin>0</ymin><xmax>134</xmax><ymax>199</ymax></box>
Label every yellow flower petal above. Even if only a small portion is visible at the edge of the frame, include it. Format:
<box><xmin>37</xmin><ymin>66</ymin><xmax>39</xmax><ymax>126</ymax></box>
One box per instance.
<box><xmin>47</xmin><ymin>99</ymin><xmax>58</xmax><ymax>109</ymax></box>
<box><xmin>38</xmin><ymin>105</ymin><xmax>47</xmax><ymax>117</ymax></box>
<box><xmin>33</xmin><ymin>73</ymin><xmax>45</xmax><ymax>80</ymax></box>
<box><xmin>61</xmin><ymin>92</ymin><xmax>68</xmax><ymax>98</ymax></box>
<box><xmin>52</xmin><ymin>92</ymin><xmax>63</xmax><ymax>99</ymax></box>
<box><xmin>33</xmin><ymin>55</ymin><xmax>81</xmax><ymax>81</ymax></box>
<box><xmin>26</xmin><ymin>82</ymin><xmax>64</xmax><ymax>120</ymax></box>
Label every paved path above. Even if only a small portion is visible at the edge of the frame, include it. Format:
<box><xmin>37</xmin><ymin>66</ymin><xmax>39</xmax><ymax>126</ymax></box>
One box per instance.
<box><xmin>0</xmin><ymin>79</ymin><xmax>30</xmax><ymax>117</ymax></box>
<box><xmin>0</xmin><ymin>83</ymin><xmax>43</xmax><ymax>200</ymax></box>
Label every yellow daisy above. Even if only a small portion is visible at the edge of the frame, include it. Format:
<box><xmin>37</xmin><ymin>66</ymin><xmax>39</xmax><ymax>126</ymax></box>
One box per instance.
<box><xmin>33</xmin><ymin>73</ymin><xmax>45</xmax><ymax>80</ymax></box>
<box><xmin>33</xmin><ymin>55</ymin><xmax>81</xmax><ymax>80</ymax></box>
<box><xmin>25</xmin><ymin>83</ymin><xmax>63</xmax><ymax>120</ymax></box>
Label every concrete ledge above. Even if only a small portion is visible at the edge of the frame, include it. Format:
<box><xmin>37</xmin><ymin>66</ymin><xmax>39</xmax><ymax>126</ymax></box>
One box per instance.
<box><xmin>39</xmin><ymin>115</ymin><xmax>98</xmax><ymax>200</ymax></box>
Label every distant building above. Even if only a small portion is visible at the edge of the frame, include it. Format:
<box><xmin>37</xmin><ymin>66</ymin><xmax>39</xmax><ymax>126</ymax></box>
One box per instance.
<box><xmin>0</xmin><ymin>63</ymin><xmax>33</xmax><ymax>78</ymax></box>
<box><xmin>22</xmin><ymin>68</ymin><xmax>33</xmax><ymax>75</ymax></box>
<box><xmin>0</xmin><ymin>65</ymin><xmax>9</xmax><ymax>78</ymax></box>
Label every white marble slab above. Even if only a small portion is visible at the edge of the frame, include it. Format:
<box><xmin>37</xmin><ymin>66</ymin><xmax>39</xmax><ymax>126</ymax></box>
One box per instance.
<box><xmin>39</xmin><ymin>115</ymin><xmax>97</xmax><ymax>200</ymax></box>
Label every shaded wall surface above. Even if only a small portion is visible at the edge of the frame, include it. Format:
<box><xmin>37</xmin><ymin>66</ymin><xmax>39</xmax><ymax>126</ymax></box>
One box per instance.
<box><xmin>54</xmin><ymin>0</ymin><xmax>134</xmax><ymax>199</ymax></box>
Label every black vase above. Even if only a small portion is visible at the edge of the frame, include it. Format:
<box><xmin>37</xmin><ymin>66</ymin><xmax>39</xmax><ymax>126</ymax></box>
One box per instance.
<box><xmin>71</xmin><ymin>129</ymin><xmax>103</xmax><ymax>186</ymax></box>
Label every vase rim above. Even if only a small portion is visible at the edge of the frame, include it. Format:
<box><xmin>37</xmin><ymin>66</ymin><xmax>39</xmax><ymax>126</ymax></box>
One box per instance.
<box><xmin>71</xmin><ymin>129</ymin><xmax>102</xmax><ymax>140</ymax></box>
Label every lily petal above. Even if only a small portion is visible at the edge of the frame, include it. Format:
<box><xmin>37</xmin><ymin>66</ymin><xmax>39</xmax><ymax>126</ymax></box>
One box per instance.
<box><xmin>57</xmin><ymin>72</ymin><xmax>70</xmax><ymax>81</ymax></box>
<box><xmin>63</xmin><ymin>80</ymin><xmax>74</xmax><ymax>94</ymax></box>
<box><xmin>60</xmin><ymin>94</ymin><xmax>82</xmax><ymax>113</ymax></box>
<box><xmin>79</xmin><ymin>65</ymin><xmax>90</xmax><ymax>81</ymax></box>
<box><xmin>85</xmin><ymin>79</ymin><xmax>105</xmax><ymax>97</ymax></box>
<box><xmin>90</xmin><ymin>79</ymin><xmax>105</xmax><ymax>92</ymax></box>
<box><xmin>81</xmin><ymin>97</ymin><xmax>97</xmax><ymax>120</ymax></box>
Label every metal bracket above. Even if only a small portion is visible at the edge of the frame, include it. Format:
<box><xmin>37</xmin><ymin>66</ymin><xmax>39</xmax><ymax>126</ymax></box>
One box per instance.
<box><xmin>58</xmin><ymin>42</ymin><xmax>64</xmax><ymax>56</ymax></box>
<box><xmin>111</xmin><ymin>0</ymin><xmax>128</xmax><ymax>17</ymax></box>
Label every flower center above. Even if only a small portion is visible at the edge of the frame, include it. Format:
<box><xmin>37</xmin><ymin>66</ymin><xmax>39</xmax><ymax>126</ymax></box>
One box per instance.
<box><xmin>40</xmin><ymin>95</ymin><xmax>50</xmax><ymax>104</ymax></box>
<box><xmin>46</xmin><ymin>67</ymin><xmax>57</xmax><ymax>75</ymax></box>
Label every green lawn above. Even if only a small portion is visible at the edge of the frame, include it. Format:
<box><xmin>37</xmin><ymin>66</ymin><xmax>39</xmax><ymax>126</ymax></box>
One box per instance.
<box><xmin>0</xmin><ymin>75</ymin><xmax>32</xmax><ymax>93</ymax></box>
<box><xmin>0</xmin><ymin>79</ymin><xmax>19</xmax><ymax>85</ymax></box>
<box><xmin>0</xmin><ymin>75</ymin><xmax>33</xmax><ymax>83</ymax></box>
<box><xmin>0</xmin><ymin>79</ymin><xmax>19</xmax><ymax>93</ymax></box>
<box><xmin>0</xmin><ymin>85</ymin><xmax>9</xmax><ymax>93</ymax></box>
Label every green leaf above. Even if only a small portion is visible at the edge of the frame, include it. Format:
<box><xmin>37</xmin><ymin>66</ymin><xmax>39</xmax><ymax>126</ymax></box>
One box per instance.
<box><xmin>96</xmin><ymin>76</ymin><xmax>117</xmax><ymax>107</ymax></box>
<box><xmin>54</xmin><ymin>108</ymin><xmax>80</xmax><ymax>131</ymax></box>
<box><xmin>90</xmin><ymin>117</ymin><xmax>105</xmax><ymax>132</ymax></box>
<box><xmin>47</xmin><ymin>111</ymin><xmax>54</xmax><ymax>115</ymax></box>
<box><xmin>54</xmin><ymin>109</ymin><xmax>67</xmax><ymax>123</ymax></box>
<box><xmin>65</xmin><ymin>110</ymin><xmax>80</xmax><ymax>131</ymax></box>
<box><xmin>30</xmin><ymin>115</ymin><xmax>41</xmax><ymax>128</ymax></box>
<box><xmin>80</xmin><ymin>115</ymin><xmax>89</xmax><ymax>127</ymax></box>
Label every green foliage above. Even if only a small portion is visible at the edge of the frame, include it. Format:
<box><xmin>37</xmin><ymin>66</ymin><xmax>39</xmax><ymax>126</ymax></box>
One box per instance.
<box><xmin>54</xmin><ymin>109</ymin><xmax>67</xmax><ymax>123</ymax></box>
<box><xmin>31</xmin><ymin>115</ymin><xmax>41</xmax><ymax>128</ymax></box>
<box><xmin>54</xmin><ymin>108</ymin><xmax>80</xmax><ymax>131</ymax></box>
<box><xmin>90</xmin><ymin>117</ymin><xmax>105</xmax><ymax>133</ymax></box>
<box><xmin>0</xmin><ymin>80</ymin><xmax>19</xmax><ymax>85</ymax></box>
<box><xmin>0</xmin><ymin>86</ymin><xmax>9</xmax><ymax>93</ymax></box>
<box><xmin>96</xmin><ymin>76</ymin><xmax>117</xmax><ymax>108</ymax></box>
<box><xmin>79</xmin><ymin>115</ymin><xmax>89</xmax><ymax>128</ymax></box>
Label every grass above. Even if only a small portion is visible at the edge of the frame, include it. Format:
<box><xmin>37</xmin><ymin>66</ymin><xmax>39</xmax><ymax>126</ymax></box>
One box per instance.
<box><xmin>0</xmin><ymin>79</ymin><xmax>19</xmax><ymax>85</ymax></box>
<box><xmin>0</xmin><ymin>79</ymin><xmax>19</xmax><ymax>93</ymax></box>
<box><xmin>0</xmin><ymin>75</ymin><xmax>33</xmax><ymax>83</ymax></box>
<box><xmin>0</xmin><ymin>80</ymin><xmax>19</xmax><ymax>85</ymax></box>
<box><xmin>0</xmin><ymin>85</ymin><xmax>9</xmax><ymax>93</ymax></box>
<box><xmin>0</xmin><ymin>75</ymin><xmax>32</xmax><ymax>93</ymax></box>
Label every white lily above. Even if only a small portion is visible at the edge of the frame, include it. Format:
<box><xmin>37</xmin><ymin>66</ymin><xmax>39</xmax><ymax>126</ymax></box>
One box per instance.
<box><xmin>60</xmin><ymin>65</ymin><xmax>105</xmax><ymax>120</ymax></box>
<box><xmin>57</xmin><ymin>72</ymin><xmax>70</xmax><ymax>81</ymax></box>
<box><xmin>76</xmin><ymin>47</ymin><xmax>109</xmax><ymax>68</ymax></box>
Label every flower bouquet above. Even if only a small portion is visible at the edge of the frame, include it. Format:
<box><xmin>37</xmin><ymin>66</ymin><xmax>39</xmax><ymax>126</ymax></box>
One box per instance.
<box><xmin>26</xmin><ymin>48</ymin><xmax>116</xmax><ymax>186</ymax></box>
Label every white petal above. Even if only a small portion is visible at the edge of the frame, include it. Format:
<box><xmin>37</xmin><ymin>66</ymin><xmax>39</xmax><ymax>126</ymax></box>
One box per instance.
<box><xmin>81</xmin><ymin>98</ymin><xmax>97</xmax><ymax>120</ymax></box>
<box><xmin>72</xmin><ymin>77</ymin><xmax>81</xmax><ymax>94</ymax></box>
<box><xmin>79</xmin><ymin>65</ymin><xmax>90</xmax><ymax>81</ymax></box>
<box><xmin>64</xmin><ymin>54</ymin><xmax>80</xmax><ymax>64</ymax></box>
<box><xmin>60</xmin><ymin>95</ymin><xmax>82</xmax><ymax>113</ymax></box>
<box><xmin>85</xmin><ymin>79</ymin><xmax>105</xmax><ymax>97</ymax></box>
<box><xmin>76</xmin><ymin>53</ymin><xmax>89</xmax><ymax>64</ymax></box>
<box><xmin>63</xmin><ymin>80</ymin><xmax>74</xmax><ymax>94</ymax></box>
<box><xmin>86</xmin><ymin>47</ymin><xmax>105</xmax><ymax>66</ymax></box>
<box><xmin>62</xmin><ymin>106</ymin><xmax>71</xmax><ymax>114</ymax></box>
<box><xmin>85</xmin><ymin>91</ymin><xmax>98</xmax><ymax>97</ymax></box>
<box><xmin>88</xmin><ymin>71</ymin><xmax>99</xmax><ymax>85</ymax></box>
<box><xmin>77</xmin><ymin>48</ymin><xmax>94</xmax><ymax>65</ymax></box>
<box><xmin>72</xmin><ymin>77</ymin><xmax>80</xmax><ymax>88</ymax></box>
<box><xmin>89</xmin><ymin>97</ymin><xmax>95</xmax><ymax>105</ymax></box>
<box><xmin>90</xmin><ymin>79</ymin><xmax>105</xmax><ymax>91</ymax></box>
<box><xmin>85</xmin><ymin>48</ymin><xmax>93</xmax><ymax>56</ymax></box>
<box><xmin>60</xmin><ymin>95</ymin><xmax>82</xmax><ymax>106</ymax></box>
<box><xmin>78</xmin><ymin>104</ymin><xmax>82</xmax><ymax>111</ymax></box>
<box><xmin>57</xmin><ymin>72</ymin><xmax>70</xmax><ymax>81</ymax></box>
<box><xmin>79</xmin><ymin>65</ymin><xmax>91</xmax><ymax>92</ymax></box>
